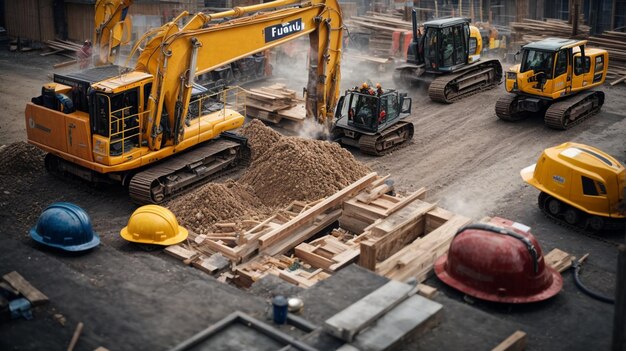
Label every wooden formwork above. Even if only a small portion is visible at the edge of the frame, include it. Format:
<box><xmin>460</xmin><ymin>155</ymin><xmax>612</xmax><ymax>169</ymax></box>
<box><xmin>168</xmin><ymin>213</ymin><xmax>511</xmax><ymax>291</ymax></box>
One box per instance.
<box><xmin>165</xmin><ymin>172</ymin><xmax>471</xmax><ymax>289</ymax></box>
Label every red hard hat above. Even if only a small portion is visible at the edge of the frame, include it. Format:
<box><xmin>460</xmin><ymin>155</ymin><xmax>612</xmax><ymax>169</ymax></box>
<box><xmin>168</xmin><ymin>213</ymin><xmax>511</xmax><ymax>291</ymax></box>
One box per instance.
<box><xmin>434</xmin><ymin>217</ymin><xmax>562</xmax><ymax>303</ymax></box>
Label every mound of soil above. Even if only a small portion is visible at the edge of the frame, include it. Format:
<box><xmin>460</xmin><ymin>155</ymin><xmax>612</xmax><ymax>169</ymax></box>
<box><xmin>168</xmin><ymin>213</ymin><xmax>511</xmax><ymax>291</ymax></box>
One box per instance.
<box><xmin>240</xmin><ymin>136</ymin><xmax>370</xmax><ymax>208</ymax></box>
<box><xmin>0</xmin><ymin>142</ymin><xmax>45</xmax><ymax>176</ymax></box>
<box><xmin>170</xmin><ymin>120</ymin><xmax>370</xmax><ymax>232</ymax></box>
<box><xmin>168</xmin><ymin>180</ymin><xmax>270</xmax><ymax>235</ymax></box>
<box><xmin>240</xmin><ymin>119</ymin><xmax>282</xmax><ymax>161</ymax></box>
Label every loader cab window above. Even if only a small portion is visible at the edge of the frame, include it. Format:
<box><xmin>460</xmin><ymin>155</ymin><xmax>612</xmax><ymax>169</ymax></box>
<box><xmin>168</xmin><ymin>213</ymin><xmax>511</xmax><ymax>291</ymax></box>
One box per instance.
<box><xmin>93</xmin><ymin>93</ymin><xmax>110</xmax><ymax>137</ymax></box>
<box><xmin>522</xmin><ymin>49</ymin><xmax>554</xmax><ymax>79</ymax></box>
<box><xmin>441</xmin><ymin>27</ymin><xmax>454</xmax><ymax>67</ymax></box>
<box><xmin>582</xmin><ymin>176</ymin><xmax>606</xmax><ymax>196</ymax></box>
<box><xmin>574</xmin><ymin>56</ymin><xmax>591</xmax><ymax>75</ymax></box>
<box><xmin>386</xmin><ymin>93</ymin><xmax>397</xmax><ymax>119</ymax></box>
<box><xmin>554</xmin><ymin>49</ymin><xmax>568</xmax><ymax>78</ymax></box>
<box><xmin>424</xmin><ymin>27</ymin><xmax>438</xmax><ymax>68</ymax></box>
<box><xmin>92</xmin><ymin>89</ymin><xmax>140</xmax><ymax>155</ymax></box>
<box><xmin>347</xmin><ymin>92</ymin><xmax>379</xmax><ymax>132</ymax></box>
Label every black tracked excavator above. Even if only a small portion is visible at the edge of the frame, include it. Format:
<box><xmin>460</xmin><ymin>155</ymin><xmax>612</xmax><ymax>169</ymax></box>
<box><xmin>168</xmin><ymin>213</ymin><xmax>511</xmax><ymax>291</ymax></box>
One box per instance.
<box><xmin>332</xmin><ymin>83</ymin><xmax>414</xmax><ymax>156</ymax></box>
<box><xmin>394</xmin><ymin>10</ymin><xmax>502</xmax><ymax>103</ymax></box>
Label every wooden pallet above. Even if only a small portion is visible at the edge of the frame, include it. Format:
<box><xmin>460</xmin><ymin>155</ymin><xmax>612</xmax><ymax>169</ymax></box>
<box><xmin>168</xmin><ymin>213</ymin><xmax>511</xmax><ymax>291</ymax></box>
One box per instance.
<box><xmin>245</xmin><ymin>84</ymin><xmax>306</xmax><ymax>123</ymax></box>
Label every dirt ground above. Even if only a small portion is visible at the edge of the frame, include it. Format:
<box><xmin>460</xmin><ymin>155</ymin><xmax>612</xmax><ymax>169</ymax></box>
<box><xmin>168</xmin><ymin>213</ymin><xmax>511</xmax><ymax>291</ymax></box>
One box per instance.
<box><xmin>0</xmin><ymin>48</ymin><xmax>625</xmax><ymax>350</ymax></box>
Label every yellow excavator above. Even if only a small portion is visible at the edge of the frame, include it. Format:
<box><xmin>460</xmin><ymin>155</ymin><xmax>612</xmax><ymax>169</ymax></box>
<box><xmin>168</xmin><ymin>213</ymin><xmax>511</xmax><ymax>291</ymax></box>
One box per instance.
<box><xmin>25</xmin><ymin>0</ymin><xmax>343</xmax><ymax>204</ymax></box>
<box><xmin>394</xmin><ymin>10</ymin><xmax>503</xmax><ymax>103</ymax></box>
<box><xmin>521</xmin><ymin>142</ymin><xmax>625</xmax><ymax>232</ymax></box>
<box><xmin>93</xmin><ymin>0</ymin><xmax>134</xmax><ymax>66</ymax></box>
<box><xmin>496</xmin><ymin>38</ymin><xmax>608</xmax><ymax>129</ymax></box>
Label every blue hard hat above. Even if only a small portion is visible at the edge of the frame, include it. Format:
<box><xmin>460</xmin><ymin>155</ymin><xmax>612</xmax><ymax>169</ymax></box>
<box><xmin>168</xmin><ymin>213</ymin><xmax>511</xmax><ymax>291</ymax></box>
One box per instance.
<box><xmin>29</xmin><ymin>202</ymin><xmax>100</xmax><ymax>252</ymax></box>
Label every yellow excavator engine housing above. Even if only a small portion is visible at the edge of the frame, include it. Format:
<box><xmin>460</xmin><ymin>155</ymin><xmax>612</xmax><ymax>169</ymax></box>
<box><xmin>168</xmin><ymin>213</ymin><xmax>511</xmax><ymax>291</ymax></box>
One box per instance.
<box><xmin>521</xmin><ymin>142</ymin><xmax>625</xmax><ymax>219</ymax></box>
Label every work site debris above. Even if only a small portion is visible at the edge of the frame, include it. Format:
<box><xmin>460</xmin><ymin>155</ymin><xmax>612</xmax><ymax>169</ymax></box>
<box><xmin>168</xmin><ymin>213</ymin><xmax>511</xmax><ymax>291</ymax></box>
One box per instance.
<box><xmin>510</xmin><ymin>18</ymin><xmax>590</xmax><ymax>45</ymax></box>
<box><xmin>245</xmin><ymin>84</ymin><xmax>306</xmax><ymax>125</ymax></box>
<box><xmin>0</xmin><ymin>142</ymin><xmax>47</xmax><ymax>225</ymax></box>
<box><xmin>169</xmin><ymin>120</ymin><xmax>370</xmax><ymax>233</ymax></box>
<box><xmin>168</xmin><ymin>180</ymin><xmax>270</xmax><ymax>235</ymax></box>
<box><xmin>0</xmin><ymin>142</ymin><xmax>45</xmax><ymax>176</ymax></box>
<box><xmin>239</xmin><ymin>137</ymin><xmax>371</xmax><ymax>207</ymax></box>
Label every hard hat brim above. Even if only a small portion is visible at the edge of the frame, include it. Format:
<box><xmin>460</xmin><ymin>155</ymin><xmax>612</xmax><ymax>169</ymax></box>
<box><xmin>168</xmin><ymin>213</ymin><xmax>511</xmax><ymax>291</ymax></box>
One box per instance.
<box><xmin>120</xmin><ymin>225</ymin><xmax>188</xmax><ymax>246</ymax></box>
<box><xmin>434</xmin><ymin>254</ymin><xmax>563</xmax><ymax>303</ymax></box>
<box><xmin>29</xmin><ymin>227</ymin><xmax>100</xmax><ymax>252</ymax></box>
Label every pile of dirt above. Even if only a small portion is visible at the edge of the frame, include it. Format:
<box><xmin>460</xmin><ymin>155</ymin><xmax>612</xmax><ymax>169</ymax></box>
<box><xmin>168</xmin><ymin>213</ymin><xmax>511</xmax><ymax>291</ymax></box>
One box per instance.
<box><xmin>0</xmin><ymin>142</ymin><xmax>45</xmax><ymax>176</ymax></box>
<box><xmin>170</xmin><ymin>120</ymin><xmax>370</xmax><ymax>232</ymax></box>
<box><xmin>240</xmin><ymin>136</ymin><xmax>371</xmax><ymax>207</ymax></box>
<box><xmin>0</xmin><ymin>142</ymin><xmax>49</xmax><ymax>227</ymax></box>
<box><xmin>240</xmin><ymin>119</ymin><xmax>282</xmax><ymax>161</ymax></box>
<box><xmin>167</xmin><ymin>180</ymin><xmax>271</xmax><ymax>235</ymax></box>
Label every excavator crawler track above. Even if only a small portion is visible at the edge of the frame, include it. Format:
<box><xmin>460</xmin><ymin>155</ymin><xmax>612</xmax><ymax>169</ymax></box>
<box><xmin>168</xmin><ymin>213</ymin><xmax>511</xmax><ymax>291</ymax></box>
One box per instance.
<box><xmin>544</xmin><ymin>90</ymin><xmax>604</xmax><ymax>129</ymax></box>
<box><xmin>129</xmin><ymin>139</ymin><xmax>247</xmax><ymax>205</ymax></box>
<box><xmin>358</xmin><ymin>121</ymin><xmax>414</xmax><ymax>156</ymax></box>
<box><xmin>537</xmin><ymin>192</ymin><xmax>623</xmax><ymax>246</ymax></box>
<box><xmin>495</xmin><ymin>94</ymin><xmax>531</xmax><ymax>122</ymax></box>
<box><xmin>428</xmin><ymin>60</ymin><xmax>502</xmax><ymax>103</ymax></box>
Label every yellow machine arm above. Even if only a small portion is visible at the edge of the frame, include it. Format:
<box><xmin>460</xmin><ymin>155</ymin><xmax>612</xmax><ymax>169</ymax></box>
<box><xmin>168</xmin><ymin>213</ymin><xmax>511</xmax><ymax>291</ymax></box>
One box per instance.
<box><xmin>94</xmin><ymin>0</ymin><xmax>134</xmax><ymax>66</ymax></box>
<box><xmin>133</xmin><ymin>0</ymin><xmax>343</xmax><ymax>150</ymax></box>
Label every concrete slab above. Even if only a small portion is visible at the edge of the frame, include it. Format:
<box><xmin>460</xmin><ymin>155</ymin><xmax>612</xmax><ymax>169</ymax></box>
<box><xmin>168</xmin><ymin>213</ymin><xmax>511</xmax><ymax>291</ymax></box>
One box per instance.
<box><xmin>323</xmin><ymin>280</ymin><xmax>414</xmax><ymax>342</ymax></box>
<box><xmin>348</xmin><ymin>294</ymin><xmax>443</xmax><ymax>351</ymax></box>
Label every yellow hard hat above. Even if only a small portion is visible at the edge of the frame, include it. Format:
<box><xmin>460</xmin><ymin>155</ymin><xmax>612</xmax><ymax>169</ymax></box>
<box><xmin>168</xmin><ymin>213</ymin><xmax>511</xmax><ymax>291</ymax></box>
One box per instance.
<box><xmin>120</xmin><ymin>205</ymin><xmax>188</xmax><ymax>245</ymax></box>
<box><xmin>361</xmin><ymin>82</ymin><xmax>369</xmax><ymax>89</ymax></box>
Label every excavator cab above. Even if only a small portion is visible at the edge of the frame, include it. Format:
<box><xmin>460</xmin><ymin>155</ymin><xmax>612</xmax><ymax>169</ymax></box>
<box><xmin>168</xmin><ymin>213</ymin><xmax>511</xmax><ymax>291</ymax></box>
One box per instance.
<box><xmin>497</xmin><ymin>38</ymin><xmax>608</xmax><ymax>129</ymax></box>
<box><xmin>332</xmin><ymin>88</ymin><xmax>414</xmax><ymax>155</ymax></box>
<box><xmin>337</xmin><ymin>89</ymin><xmax>409</xmax><ymax>133</ymax></box>
<box><xmin>421</xmin><ymin>19</ymin><xmax>472</xmax><ymax>72</ymax></box>
<box><xmin>396</xmin><ymin>11</ymin><xmax>500</xmax><ymax>103</ymax></box>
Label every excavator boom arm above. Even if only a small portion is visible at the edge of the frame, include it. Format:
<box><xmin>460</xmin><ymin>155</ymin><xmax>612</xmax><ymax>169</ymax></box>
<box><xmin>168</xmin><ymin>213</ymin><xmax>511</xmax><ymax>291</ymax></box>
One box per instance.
<box><xmin>136</xmin><ymin>0</ymin><xmax>343</xmax><ymax>150</ymax></box>
<box><xmin>94</xmin><ymin>0</ymin><xmax>134</xmax><ymax>65</ymax></box>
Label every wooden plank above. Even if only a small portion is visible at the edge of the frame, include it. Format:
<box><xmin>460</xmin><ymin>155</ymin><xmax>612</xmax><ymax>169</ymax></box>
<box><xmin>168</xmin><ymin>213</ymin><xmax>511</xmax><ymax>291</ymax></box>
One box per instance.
<box><xmin>2</xmin><ymin>271</ymin><xmax>48</xmax><ymax>306</ymax></box>
<box><xmin>376</xmin><ymin>215</ymin><xmax>472</xmax><ymax>282</ymax></box>
<box><xmin>492</xmin><ymin>330</ymin><xmax>527</xmax><ymax>351</ymax></box>
<box><xmin>258</xmin><ymin>172</ymin><xmax>378</xmax><ymax>249</ymax></box>
<box><xmin>383</xmin><ymin>187</ymin><xmax>427</xmax><ymax>215</ymax></box>
<box><xmin>544</xmin><ymin>248</ymin><xmax>575</xmax><ymax>273</ymax></box>
<box><xmin>610</xmin><ymin>76</ymin><xmax>626</xmax><ymax>86</ymax></box>
<box><xmin>329</xmin><ymin>249</ymin><xmax>360</xmax><ymax>271</ymax></box>
<box><xmin>164</xmin><ymin>245</ymin><xmax>197</xmax><ymax>260</ymax></box>
<box><xmin>417</xmin><ymin>284</ymin><xmax>438</xmax><ymax>299</ymax></box>
<box><xmin>192</xmin><ymin>253</ymin><xmax>230</xmax><ymax>274</ymax></box>
<box><xmin>358</xmin><ymin>200</ymin><xmax>435</xmax><ymax>270</ymax></box>
<box><xmin>425</xmin><ymin>207</ymin><xmax>454</xmax><ymax>233</ymax></box>
<box><xmin>278</xmin><ymin>270</ymin><xmax>314</xmax><ymax>288</ymax></box>
<box><xmin>263</xmin><ymin>209</ymin><xmax>342</xmax><ymax>256</ymax></box>
<box><xmin>295</xmin><ymin>243</ymin><xmax>335</xmax><ymax>270</ymax></box>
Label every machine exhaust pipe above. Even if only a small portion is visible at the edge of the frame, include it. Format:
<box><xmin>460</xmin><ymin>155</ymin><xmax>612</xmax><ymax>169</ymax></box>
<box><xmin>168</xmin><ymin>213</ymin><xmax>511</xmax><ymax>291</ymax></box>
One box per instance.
<box><xmin>412</xmin><ymin>9</ymin><xmax>418</xmax><ymax>42</ymax></box>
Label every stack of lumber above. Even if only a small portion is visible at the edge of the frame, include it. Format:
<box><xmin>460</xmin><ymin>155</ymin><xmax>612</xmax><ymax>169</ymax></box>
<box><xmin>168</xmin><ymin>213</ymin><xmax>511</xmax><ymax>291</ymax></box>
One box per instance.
<box><xmin>45</xmin><ymin>39</ymin><xmax>83</xmax><ymax>54</ymax></box>
<box><xmin>245</xmin><ymin>84</ymin><xmax>306</xmax><ymax>123</ymax></box>
<box><xmin>510</xmin><ymin>18</ymin><xmax>590</xmax><ymax>45</ymax></box>
<box><xmin>340</xmin><ymin>176</ymin><xmax>426</xmax><ymax>234</ymax></box>
<box><xmin>234</xmin><ymin>254</ymin><xmax>331</xmax><ymax>288</ymax></box>
<box><xmin>294</xmin><ymin>229</ymin><xmax>361</xmax><ymax>272</ymax></box>
<box><xmin>587</xmin><ymin>31</ymin><xmax>626</xmax><ymax>84</ymax></box>
<box><xmin>374</xmin><ymin>212</ymin><xmax>472</xmax><ymax>282</ymax></box>
<box><xmin>165</xmin><ymin>173</ymin><xmax>379</xmax><ymax>282</ymax></box>
<box><xmin>44</xmin><ymin>39</ymin><xmax>85</xmax><ymax>68</ymax></box>
<box><xmin>165</xmin><ymin>172</ymin><xmax>472</xmax><ymax>289</ymax></box>
<box><xmin>345</xmin><ymin>12</ymin><xmax>412</xmax><ymax>58</ymax></box>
